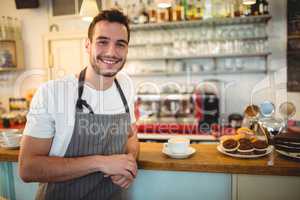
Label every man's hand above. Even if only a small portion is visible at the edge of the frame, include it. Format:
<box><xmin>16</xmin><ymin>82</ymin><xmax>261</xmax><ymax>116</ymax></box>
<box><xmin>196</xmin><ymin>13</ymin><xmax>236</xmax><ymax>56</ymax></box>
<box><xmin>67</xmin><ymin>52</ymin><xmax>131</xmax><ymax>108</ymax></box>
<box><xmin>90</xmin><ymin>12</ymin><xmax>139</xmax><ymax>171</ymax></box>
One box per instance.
<box><xmin>99</xmin><ymin>154</ymin><xmax>137</xmax><ymax>180</ymax></box>
<box><xmin>110</xmin><ymin>175</ymin><xmax>134</xmax><ymax>189</ymax></box>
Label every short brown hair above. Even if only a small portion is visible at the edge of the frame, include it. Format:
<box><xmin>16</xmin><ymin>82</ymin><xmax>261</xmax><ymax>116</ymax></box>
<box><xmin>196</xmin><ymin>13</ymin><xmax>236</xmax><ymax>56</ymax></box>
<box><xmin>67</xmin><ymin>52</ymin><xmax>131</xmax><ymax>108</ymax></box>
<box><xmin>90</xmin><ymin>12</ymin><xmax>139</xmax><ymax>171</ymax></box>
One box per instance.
<box><xmin>88</xmin><ymin>9</ymin><xmax>130</xmax><ymax>42</ymax></box>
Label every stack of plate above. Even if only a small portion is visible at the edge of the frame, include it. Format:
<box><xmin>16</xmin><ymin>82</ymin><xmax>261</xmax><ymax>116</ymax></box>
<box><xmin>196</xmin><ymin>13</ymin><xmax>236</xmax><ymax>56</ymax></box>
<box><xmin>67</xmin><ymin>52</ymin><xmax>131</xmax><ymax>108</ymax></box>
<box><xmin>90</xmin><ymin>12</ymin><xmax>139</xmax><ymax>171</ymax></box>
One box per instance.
<box><xmin>274</xmin><ymin>130</ymin><xmax>300</xmax><ymax>159</ymax></box>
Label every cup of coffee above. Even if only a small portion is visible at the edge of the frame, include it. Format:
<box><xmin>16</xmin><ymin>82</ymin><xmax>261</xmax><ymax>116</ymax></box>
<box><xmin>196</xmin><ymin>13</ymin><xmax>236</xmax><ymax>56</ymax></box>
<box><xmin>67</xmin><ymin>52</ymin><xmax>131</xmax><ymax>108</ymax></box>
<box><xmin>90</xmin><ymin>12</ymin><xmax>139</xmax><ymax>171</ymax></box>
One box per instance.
<box><xmin>164</xmin><ymin>137</ymin><xmax>190</xmax><ymax>154</ymax></box>
<box><xmin>1</xmin><ymin>130</ymin><xmax>22</xmax><ymax>147</ymax></box>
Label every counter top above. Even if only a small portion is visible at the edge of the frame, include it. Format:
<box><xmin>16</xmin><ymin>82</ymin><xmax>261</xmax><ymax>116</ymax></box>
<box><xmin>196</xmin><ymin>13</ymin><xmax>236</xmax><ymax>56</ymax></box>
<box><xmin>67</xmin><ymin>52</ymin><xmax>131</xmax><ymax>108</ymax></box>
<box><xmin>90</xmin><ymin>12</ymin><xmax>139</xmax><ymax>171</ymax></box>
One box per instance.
<box><xmin>0</xmin><ymin>147</ymin><xmax>19</xmax><ymax>162</ymax></box>
<box><xmin>138</xmin><ymin>143</ymin><xmax>300</xmax><ymax>176</ymax></box>
<box><xmin>1</xmin><ymin>143</ymin><xmax>300</xmax><ymax>176</ymax></box>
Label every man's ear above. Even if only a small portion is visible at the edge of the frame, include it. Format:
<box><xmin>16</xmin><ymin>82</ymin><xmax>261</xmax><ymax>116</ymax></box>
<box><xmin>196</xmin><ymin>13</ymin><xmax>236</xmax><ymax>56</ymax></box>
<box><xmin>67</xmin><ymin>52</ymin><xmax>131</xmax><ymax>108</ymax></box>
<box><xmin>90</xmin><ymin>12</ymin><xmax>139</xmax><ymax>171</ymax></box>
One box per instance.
<box><xmin>85</xmin><ymin>38</ymin><xmax>91</xmax><ymax>53</ymax></box>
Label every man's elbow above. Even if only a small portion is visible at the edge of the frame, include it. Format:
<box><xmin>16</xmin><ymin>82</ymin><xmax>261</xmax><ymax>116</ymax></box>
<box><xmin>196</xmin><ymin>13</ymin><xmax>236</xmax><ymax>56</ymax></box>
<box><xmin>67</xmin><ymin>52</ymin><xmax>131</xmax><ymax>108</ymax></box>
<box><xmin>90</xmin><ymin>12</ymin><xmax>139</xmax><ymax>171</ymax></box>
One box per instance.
<box><xmin>18</xmin><ymin>158</ymin><xmax>35</xmax><ymax>182</ymax></box>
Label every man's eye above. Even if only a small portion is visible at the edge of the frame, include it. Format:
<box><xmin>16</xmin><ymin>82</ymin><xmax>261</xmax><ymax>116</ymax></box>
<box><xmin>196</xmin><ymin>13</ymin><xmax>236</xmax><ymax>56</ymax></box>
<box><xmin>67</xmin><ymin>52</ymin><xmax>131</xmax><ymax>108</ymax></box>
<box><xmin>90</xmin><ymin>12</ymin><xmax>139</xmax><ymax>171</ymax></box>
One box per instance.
<box><xmin>97</xmin><ymin>40</ymin><xmax>108</xmax><ymax>45</ymax></box>
<box><xmin>116</xmin><ymin>43</ymin><xmax>126</xmax><ymax>48</ymax></box>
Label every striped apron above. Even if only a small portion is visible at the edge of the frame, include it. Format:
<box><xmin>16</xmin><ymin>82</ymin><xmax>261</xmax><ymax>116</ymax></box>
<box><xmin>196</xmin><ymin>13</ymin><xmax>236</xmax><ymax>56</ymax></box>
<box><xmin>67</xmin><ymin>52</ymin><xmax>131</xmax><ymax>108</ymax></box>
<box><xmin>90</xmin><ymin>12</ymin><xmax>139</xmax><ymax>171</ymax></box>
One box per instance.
<box><xmin>36</xmin><ymin>67</ymin><xmax>131</xmax><ymax>200</ymax></box>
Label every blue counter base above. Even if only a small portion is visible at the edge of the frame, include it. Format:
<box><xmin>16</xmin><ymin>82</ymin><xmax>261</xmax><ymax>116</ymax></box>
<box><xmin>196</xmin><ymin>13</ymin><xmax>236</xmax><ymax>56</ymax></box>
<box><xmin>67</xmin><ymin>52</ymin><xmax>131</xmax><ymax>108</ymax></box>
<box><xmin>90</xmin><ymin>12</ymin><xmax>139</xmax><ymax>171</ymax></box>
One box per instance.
<box><xmin>1</xmin><ymin>163</ymin><xmax>231</xmax><ymax>200</ymax></box>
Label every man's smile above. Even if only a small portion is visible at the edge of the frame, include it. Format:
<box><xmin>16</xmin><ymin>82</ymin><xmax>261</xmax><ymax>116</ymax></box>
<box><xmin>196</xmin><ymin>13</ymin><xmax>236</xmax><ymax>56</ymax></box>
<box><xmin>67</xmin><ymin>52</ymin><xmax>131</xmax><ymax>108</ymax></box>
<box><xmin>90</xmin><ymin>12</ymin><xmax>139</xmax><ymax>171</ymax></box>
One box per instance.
<box><xmin>98</xmin><ymin>57</ymin><xmax>122</xmax><ymax>65</ymax></box>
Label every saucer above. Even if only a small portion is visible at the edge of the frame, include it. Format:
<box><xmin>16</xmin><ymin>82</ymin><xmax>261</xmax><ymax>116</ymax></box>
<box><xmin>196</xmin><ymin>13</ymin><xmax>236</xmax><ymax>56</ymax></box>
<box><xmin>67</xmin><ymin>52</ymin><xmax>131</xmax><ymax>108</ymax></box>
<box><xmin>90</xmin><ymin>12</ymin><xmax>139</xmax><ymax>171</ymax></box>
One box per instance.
<box><xmin>0</xmin><ymin>143</ymin><xmax>20</xmax><ymax>150</ymax></box>
<box><xmin>162</xmin><ymin>147</ymin><xmax>196</xmax><ymax>159</ymax></box>
<box><xmin>276</xmin><ymin>150</ymin><xmax>300</xmax><ymax>160</ymax></box>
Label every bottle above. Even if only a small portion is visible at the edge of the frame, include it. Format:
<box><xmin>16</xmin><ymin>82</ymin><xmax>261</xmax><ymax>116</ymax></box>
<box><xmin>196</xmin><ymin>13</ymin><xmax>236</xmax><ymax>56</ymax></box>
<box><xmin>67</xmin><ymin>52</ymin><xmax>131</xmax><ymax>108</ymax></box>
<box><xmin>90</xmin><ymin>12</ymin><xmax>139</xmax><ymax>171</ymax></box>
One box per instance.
<box><xmin>224</xmin><ymin>0</ymin><xmax>233</xmax><ymax>18</ymax></box>
<box><xmin>172</xmin><ymin>0</ymin><xmax>184</xmax><ymax>21</ymax></box>
<box><xmin>157</xmin><ymin>7</ymin><xmax>169</xmax><ymax>23</ymax></box>
<box><xmin>233</xmin><ymin>0</ymin><xmax>241</xmax><ymax>17</ymax></box>
<box><xmin>239</xmin><ymin>0</ymin><xmax>244</xmax><ymax>17</ymax></box>
<box><xmin>182</xmin><ymin>0</ymin><xmax>188</xmax><ymax>20</ymax></box>
<box><xmin>147</xmin><ymin>0</ymin><xmax>157</xmax><ymax>23</ymax></box>
<box><xmin>251</xmin><ymin>1</ymin><xmax>259</xmax><ymax>16</ymax></box>
<box><xmin>185</xmin><ymin>0</ymin><xmax>196</xmax><ymax>20</ymax></box>
<box><xmin>258</xmin><ymin>0</ymin><xmax>264</xmax><ymax>15</ymax></box>
<box><xmin>138</xmin><ymin>0</ymin><xmax>149</xmax><ymax>23</ymax></box>
<box><xmin>263</xmin><ymin>0</ymin><xmax>269</xmax><ymax>15</ymax></box>
<box><xmin>243</xmin><ymin>4</ymin><xmax>251</xmax><ymax>16</ymax></box>
<box><xmin>131</xmin><ymin>3</ymin><xmax>140</xmax><ymax>24</ymax></box>
<box><xmin>194</xmin><ymin>0</ymin><xmax>204</xmax><ymax>20</ymax></box>
<box><xmin>203</xmin><ymin>0</ymin><xmax>213</xmax><ymax>19</ymax></box>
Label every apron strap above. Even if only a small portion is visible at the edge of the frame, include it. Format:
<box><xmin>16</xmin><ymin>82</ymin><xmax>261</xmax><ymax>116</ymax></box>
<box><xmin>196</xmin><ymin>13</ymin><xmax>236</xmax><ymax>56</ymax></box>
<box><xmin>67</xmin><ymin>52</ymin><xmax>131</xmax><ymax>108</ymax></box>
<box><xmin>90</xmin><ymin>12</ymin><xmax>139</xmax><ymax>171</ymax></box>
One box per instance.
<box><xmin>114</xmin><ymin>79</ymin><xmax>130</xmax><ymax>114</ymax></box>
<box><xmin>76</xmin><ymin>67</ymin><xmax>130</xmax><ymax>115</ymax></box>
<box><xmin>76</xmin><ymin>67</ymin><xmax>94</xmax><ymax>114</ymax></box>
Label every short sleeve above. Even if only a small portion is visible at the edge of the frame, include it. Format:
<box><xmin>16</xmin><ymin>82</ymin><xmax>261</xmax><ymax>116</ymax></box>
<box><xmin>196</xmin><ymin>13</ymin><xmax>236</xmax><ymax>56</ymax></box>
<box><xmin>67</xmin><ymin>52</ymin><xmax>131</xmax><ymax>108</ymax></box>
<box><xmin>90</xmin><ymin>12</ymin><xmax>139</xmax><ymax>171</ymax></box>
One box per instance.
<box><xmin>23</xmin><ymin>83</ymin><xmax>55</xmax><ymax>138</ymax></box>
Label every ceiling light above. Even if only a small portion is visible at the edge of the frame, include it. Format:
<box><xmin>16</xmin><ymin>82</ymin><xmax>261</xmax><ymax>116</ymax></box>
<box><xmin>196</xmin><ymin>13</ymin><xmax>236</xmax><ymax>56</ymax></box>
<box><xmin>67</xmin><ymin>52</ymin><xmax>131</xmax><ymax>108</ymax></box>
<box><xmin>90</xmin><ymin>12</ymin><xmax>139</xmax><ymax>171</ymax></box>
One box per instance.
<box><xmin>155</xmin><ymin>0</ymin><xmax>173</xmax><ymax>8</ymax></box>
<box><xmin>242</xmin><ymin>0</ymin><xmax>256</xmax><ymax>5</ymax></box>
<box><xmin>79</xmin><ymin>0</ymin><xmax>99</xmax><ymax>22</ymax></box>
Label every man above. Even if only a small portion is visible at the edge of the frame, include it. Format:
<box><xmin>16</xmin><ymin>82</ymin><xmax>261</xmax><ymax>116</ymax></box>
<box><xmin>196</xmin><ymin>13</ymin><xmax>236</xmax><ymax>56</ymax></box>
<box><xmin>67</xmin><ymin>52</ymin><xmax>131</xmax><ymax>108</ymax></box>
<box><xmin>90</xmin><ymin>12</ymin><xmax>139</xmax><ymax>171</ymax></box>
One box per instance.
<box><xmin>19</xmin><ymin>10</ymin><xmax>139</xmax><ymax>200</ymax></box>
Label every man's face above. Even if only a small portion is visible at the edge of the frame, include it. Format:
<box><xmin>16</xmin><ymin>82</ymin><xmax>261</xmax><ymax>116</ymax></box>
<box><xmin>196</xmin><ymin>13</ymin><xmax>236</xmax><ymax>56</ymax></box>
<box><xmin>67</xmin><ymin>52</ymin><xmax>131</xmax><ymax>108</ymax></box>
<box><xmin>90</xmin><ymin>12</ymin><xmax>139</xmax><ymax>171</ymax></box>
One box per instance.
<box><xmin>86</xmin><ymin>20</ymin><xmax>128</xmax><ymax>77</ymax></box>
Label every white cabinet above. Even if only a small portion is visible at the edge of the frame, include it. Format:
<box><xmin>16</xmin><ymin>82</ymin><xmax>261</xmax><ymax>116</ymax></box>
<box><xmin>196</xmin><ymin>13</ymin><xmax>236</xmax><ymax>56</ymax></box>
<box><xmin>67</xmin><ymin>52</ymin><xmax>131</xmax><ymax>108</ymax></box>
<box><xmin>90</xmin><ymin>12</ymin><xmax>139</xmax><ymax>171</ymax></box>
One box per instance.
<box><xmin>232</xmin><ymin>174</ymin><xmax>300</xmax><ymax>200</ymax></box>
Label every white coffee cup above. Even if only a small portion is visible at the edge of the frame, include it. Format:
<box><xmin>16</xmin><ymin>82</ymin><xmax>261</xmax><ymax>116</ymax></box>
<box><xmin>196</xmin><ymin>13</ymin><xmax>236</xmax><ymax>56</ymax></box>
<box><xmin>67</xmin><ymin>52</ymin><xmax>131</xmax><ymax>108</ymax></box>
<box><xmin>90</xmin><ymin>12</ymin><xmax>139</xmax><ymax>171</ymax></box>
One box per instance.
<box><xmin>164</xmin><ymin>137</ymin><xmax>190</xmax><ymax>154</ymax></box>
<box><xmin>1</xmin><ymin>132</ymin><xmax>22</xmax><ymax>147</ymax></box>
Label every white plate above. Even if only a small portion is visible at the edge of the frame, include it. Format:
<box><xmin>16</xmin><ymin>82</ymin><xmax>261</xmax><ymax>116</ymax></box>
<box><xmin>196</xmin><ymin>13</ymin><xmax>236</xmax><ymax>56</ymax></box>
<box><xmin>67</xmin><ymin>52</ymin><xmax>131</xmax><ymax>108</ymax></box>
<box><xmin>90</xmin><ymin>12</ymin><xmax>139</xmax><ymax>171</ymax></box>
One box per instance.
<box><xmin>162</xmin><ymin>147</ymin><xmax>196</xmax><ymax>159</ymax></box>
<box><xmin>217</xmin><ymin>145</ymin><xmax>273</xmax><ymax>159</ymax></box>
<box><xmin>276</xmin><ymin>149</ymin><xmax>300</xmax><ymax>160</ymax></box>
<box><xmin>0</xmin><ymin>143</ymin><xmax>20</xmax><ymax>150</ymax></box>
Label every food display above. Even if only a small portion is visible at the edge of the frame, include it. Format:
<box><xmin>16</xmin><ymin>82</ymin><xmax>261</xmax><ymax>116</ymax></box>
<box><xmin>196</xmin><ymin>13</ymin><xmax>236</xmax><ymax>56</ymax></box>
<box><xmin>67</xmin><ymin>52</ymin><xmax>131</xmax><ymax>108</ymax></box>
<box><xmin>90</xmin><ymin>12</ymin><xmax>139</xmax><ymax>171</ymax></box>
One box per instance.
<box><xmin>217</xmin><ymin>127</ymin><xmax>272</xmax><ymax>158</ymax></box>
<box><xmin>274</xmin><ymin>130</ymin><xmax>300</xmax><ymax>159</ymax></box>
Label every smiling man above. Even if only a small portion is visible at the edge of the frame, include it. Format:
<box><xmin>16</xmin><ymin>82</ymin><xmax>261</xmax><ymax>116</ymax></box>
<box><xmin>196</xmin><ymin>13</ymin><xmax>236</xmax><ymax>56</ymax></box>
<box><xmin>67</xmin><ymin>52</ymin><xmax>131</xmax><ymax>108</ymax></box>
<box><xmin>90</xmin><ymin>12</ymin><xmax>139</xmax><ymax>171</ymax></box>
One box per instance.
<box><xmin>18</xmin><ymin>10</ymin><xmax>139</xmax><ymax>200</ymax></box>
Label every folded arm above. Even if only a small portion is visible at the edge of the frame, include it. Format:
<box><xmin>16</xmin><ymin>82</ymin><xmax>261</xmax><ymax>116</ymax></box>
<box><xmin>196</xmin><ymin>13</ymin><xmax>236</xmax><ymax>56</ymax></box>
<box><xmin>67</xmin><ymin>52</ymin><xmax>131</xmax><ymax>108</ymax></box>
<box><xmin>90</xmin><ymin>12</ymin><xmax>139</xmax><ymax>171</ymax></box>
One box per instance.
<box><xmin>19</xmin><ymin>135</ymin><xmax>137</xmax><ymax>183</ymax></box>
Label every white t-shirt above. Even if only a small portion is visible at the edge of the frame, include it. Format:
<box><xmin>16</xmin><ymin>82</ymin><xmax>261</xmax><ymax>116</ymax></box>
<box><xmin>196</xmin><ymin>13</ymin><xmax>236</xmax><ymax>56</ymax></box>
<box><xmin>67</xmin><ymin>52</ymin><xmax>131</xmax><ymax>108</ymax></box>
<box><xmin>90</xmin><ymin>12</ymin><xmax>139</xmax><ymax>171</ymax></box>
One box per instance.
<box><xmin>23</xmin><ymin>72</ymin><xmax>136</xmax><ymax>157</ymax></box>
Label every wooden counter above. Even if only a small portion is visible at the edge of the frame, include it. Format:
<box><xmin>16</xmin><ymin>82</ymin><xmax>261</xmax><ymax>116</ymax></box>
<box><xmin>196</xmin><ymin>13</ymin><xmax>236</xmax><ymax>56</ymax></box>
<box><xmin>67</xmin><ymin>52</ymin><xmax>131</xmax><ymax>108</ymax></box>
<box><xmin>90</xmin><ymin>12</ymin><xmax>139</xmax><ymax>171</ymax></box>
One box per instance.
<box><xmin>0</xmin><ymin>147</ymin><xmax>18</xmax><ymax>162</ymax></box>
<box><xmin>138</xmin><ymin>143</ymin><xmax>300</xmax><ymax>176</ymax></box>
<box><xmin>1</xmin><ymin>143</ymin><xmax>300</xmax><ymax>176</ymax></box>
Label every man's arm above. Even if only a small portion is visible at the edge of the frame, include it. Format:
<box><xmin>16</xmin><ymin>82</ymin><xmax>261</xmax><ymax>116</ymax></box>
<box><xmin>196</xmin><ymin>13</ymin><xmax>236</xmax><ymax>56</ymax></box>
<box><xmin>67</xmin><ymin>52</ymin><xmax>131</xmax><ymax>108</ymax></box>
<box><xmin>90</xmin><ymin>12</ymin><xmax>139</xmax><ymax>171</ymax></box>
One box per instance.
<box><xmin>19</xmin><ymin>135</ymin><xmax>137</xmax><ymax>183</ymax></box>
<box><xmin>111</xmin><ymin>123</ymin><xmax>140</xmax><ymax>188</ymax></box>
<box><xmin>126</xmin><ymin>123</ymin><xmax>140</xmax><ymax>159</ymax></box>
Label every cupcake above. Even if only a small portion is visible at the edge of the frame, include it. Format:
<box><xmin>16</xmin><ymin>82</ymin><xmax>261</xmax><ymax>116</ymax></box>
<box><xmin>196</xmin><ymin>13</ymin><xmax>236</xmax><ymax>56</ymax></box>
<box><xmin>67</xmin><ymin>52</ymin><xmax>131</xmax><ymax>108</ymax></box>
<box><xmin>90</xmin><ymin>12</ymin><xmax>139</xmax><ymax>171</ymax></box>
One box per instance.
<box><xmin>252</xmin><ymin>140</ymin><xmax>268</xmax><ymax>155</ymax></box>
<box><xmin>238</xmin><ymin>138</ymin><xmax>254</xmax><ymax>155</ymax></box>
<box><xmin>222</xmin><ymin>139</ymin><xmax>239</xmax><ymax>153</ymax></box>
<box><xmin>238</xmin><ymin>138</ymin><xmax>252</xmax><ymax>146</ymax></box>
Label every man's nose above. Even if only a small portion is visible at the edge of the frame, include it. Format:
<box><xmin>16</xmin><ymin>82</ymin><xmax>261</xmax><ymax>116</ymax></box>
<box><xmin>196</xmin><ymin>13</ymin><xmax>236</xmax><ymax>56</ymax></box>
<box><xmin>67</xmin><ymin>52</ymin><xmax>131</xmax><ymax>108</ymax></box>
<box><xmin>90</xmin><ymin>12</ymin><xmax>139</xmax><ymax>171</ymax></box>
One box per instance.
<box><xmin>105</xmin><ymin>43</ymin><xmax>117</xmax><ymax>56</ymax></box>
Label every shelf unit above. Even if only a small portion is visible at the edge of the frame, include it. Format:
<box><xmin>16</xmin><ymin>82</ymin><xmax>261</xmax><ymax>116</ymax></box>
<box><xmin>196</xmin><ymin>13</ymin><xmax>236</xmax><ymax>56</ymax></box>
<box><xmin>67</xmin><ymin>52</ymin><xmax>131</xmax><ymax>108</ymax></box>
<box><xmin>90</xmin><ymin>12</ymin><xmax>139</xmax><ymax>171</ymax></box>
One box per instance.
<box><xmin>127</xmin><ymin>15</ymin><xmax>271</xmax><ymax>76</ymax></box>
